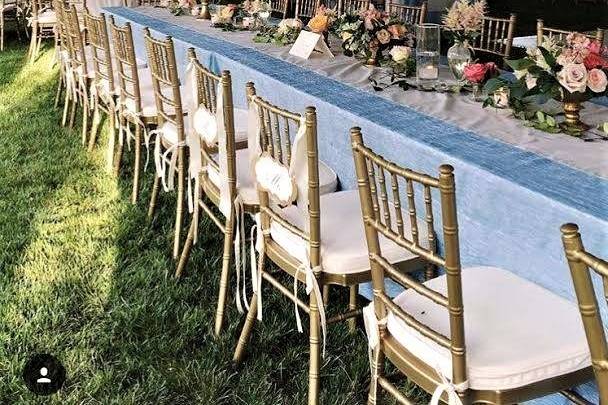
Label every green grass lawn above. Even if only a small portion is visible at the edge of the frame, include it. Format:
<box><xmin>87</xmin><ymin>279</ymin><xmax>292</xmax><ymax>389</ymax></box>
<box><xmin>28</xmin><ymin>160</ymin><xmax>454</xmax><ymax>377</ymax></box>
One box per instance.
<box><xmin>0</xmin><ymin>42</ymin><xmax>428</xmax><ymax>404</ymax></box>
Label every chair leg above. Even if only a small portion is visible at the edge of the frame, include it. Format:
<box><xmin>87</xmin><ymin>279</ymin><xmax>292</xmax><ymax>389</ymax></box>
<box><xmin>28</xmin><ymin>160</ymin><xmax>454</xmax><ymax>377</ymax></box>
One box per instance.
<box><xmin>35</xmin><ymin>34</ymin><xmax>42</xmax><ymax>59</ymax></box>
<box><xmin>68</xmin><ymin>93</ymin><xmax>77</xmax><ymax>129</ymax></box>
<box><xmin>27</xmin><ymin>24</ymin><xmax>36</xmax><ymax>61</ymax></box>
<box><xmin>172</xmin><ymin>147</ymin><xmax>185</xmax><ymax>259</ymax></box>
<box><xmin>105</xmin><ymin>109</ymin><xmax>116</xmax><ymax>170</ymax></box>
<box><xmin>62</xmin><ymin>90</ymin><xmax>71</xmax><ymax>126</ymax></box>
<box><xmin>367</xmin><ymin>348</ymin><xmax>384</xmax><ymax>405</ymax></box>
<box><xmin>233</xmin><ymin>292</ymin><xmax>259</xmax><ymax>363</ymax></box>
<box><xmin>214</xmin><ymin>216</ymin><xmax>234</xmax><ymax>337</ymax></box>
<box><xmin>308</xmin><ymin>292</ymin><xmax>321</xmax><ymax>405</ymax></box>
<box><xmin>131</xmin><ymin>123</ymin><xmax>142</xmax><ymax>204</ymax></box>
<box><xmin>1</xmin><ymin>19</ymin><xmax>4</xmax><ymax>52</ymax></box>
<box><xmin>54</xmin><ymin>74</ymin><xmax>63</xmax><ymax>109</ymax></box>
<box><xmin>147</xmin><ymin>175</ymin><xmax>161</xmax><ymax>219</ymax></box>
<box><xmin>175</xmin><ymin>219</ymin><xmax>195</xmax><ymax>279</ymax></box>
<box><xmin>113</xmin><ymin>137</ymin><xmax>124</xmax><ymax>176</ymax></box>
<box><xmin>87</xmin><ymin>102</ymin><xmax>101</xmax><ymax>151</ymax></box>
<box><xmin>348</xmin><ymin>285</ymin><xmax>358</xmax><ymax>333</ymax></box>
<box><xmin>81</xmin><ymin>98</ymin><xmax>89</xmax><ymax>147</ymax></box>
<box><xmin>322</xmin><ymin>285</ymin><xmax>330</xmax><ymax>305</ymax></box>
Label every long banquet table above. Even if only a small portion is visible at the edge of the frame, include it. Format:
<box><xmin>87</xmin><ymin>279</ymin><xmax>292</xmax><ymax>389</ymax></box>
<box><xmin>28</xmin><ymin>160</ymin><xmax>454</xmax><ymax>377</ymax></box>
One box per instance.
<box><xmin>105</xmin><ymin>7</ymin><xmax>608</xmax><ymax>403</ymax></box>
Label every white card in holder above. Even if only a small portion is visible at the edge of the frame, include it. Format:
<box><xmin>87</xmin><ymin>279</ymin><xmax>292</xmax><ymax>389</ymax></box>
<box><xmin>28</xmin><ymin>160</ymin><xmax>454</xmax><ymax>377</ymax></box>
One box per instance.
<box><xmin>289</xmin><ymin>30</ymin><xmax>334</xmax><ymax>60</ymax></box>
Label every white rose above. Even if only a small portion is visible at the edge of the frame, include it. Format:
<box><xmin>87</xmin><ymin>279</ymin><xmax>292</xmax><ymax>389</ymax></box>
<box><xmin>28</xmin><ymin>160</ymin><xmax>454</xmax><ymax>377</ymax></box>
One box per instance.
<box><xmin>525</xmin><ymin>73</ymin><xmax>537</xmax><ymax>89</ymax></box>
<box><xmin>389</xmin><ymin>46</ymin><xmax>411</xmax><ymax>63</ymax></box>
<box><xmin>557</xmin><ymin>63</ymin><xmax>588</xmax><ymax>94</ymax></box>
<box><xmin>341</xmin><ymin>31</ymin><xmax>353</xmax><ymax>41</ymax></box>
<box><xmin>278</xmin><ymin>18</ymin><xmax>302</xmax><ymax>34</ymax></box>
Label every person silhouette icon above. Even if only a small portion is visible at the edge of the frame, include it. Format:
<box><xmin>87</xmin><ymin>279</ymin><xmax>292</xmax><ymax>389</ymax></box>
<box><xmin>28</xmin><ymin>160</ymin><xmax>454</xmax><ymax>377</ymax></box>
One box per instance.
<box><xmin>36</xmin><ymin>367</ymin><xmax>52</xmax><ymax>384</ymax></box>
<box><xmin>23</xmin><ymin>353</ymin><xmax>66</xmax><ymax>395</ymax></box>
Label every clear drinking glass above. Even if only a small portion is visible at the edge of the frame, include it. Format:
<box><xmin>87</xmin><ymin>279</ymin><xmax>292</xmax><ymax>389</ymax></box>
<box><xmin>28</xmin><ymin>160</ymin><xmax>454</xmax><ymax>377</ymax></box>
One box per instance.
<box><xmin>416</xmin><ymin>24</ymin><xmax>441</xmax><ymax>89</ymax></box>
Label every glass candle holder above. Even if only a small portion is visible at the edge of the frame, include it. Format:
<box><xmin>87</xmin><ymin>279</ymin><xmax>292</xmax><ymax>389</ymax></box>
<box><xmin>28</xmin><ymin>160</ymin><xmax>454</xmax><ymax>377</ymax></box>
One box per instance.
<box><xmin>416</xmin><ymin>24</ymin><xmax>441</xmax><ymax>89</ymax></box>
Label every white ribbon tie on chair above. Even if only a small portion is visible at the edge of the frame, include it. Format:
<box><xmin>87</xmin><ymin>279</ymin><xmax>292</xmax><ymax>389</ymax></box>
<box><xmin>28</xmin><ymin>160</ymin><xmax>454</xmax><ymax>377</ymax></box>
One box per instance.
<box><xmin>185</xmin><ymin>62</ymin><xmax>250</xmax><ymax>311</ymax></box>
<box><xmin>363</xmin><ymin>304</ymin><xmax>468</xmax><ymax>405</ymax></box>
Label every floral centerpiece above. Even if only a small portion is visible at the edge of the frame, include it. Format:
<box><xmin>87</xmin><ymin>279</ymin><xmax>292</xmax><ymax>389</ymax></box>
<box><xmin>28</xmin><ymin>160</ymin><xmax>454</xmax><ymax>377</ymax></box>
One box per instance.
<box><xmin>442</xmin><ymin>0</ymin><xmax>486</xmax><ymax>80</ymax></box>
<box><xmin>333</xmin><ymin>5</ymin><xmax>412</xmax><ymax>66</ymax></box>
<box><xmin>253</xmin><ymin>18</ymin><xmax>304</xmax><ymax>45</ymax></box>
<box><xmin>241</xmin><ymin>0</ymin><xmax>271</xmax><ymax>29</ymax></box>
<box><xmin>165</xmin><ymin>0</ymin><xmax>195</xmax><ymax>16</ymax></box>
<box><xmin>210</xmin><ymin>4</ymin><xmax>238</xmax><ymax>25</ymax></box>
<box><xmin>485</xmin><ymin>33</ymin><xmax>608</xmax><ymax>134</ymax></box>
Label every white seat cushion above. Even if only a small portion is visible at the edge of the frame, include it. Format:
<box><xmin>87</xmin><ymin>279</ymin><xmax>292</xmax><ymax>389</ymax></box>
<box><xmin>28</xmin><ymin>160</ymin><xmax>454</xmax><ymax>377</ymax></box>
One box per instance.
<box><xmin>37</xmin><ymin>10</ymin><xmax>56</xmax><ymax>25</ymax></box>
<box><xmin>207</xmin><ymin>148</ymin><xmax>258</xmax><ymax>205</ymax></box>
<box><xmin>270</xmin><ymin>190</ymin><xmax>423</xmax><ymax>274</ymax></box>
<box><xmin>124</xmin><ymin>78</ymin><xmax>191</xmax><ymax>118</ymax></box>
<box><xmin>386</xmin><ymin>266</ymin><xmax>591</xmax><ymax>391</ymax></box>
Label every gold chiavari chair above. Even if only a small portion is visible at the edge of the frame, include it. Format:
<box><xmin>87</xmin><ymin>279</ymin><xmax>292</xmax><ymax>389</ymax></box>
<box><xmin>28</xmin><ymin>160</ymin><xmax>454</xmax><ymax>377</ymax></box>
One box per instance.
<box><xmin>294</xmin><ymin>0</ymin><xmax>319</xmax><ymax>19</ymax></box>
<box><xmin>232</xmin><ymin>85</ymin><xmax>428</xmax><ymax>405</ymax></box>
<box><xmin>64</xmin><ymin>3</ymin><xmax>93</xmax><ymax>142</ymax></box>
<box><xmin>269</xmin><ymin>0</ymin><xmax>288</xmax><ymax>18</ymax></box>
<box><xmin>340</xmin><ymin>0</ymin><xmax>369</xmax><ymax>15</ymax></box>
<box><xmin>1</xmin><ymin>0</ymin><xmax>25</xmax><ymax>51</ymax></box>
<box><xmin>470</xmin><ymin>14</ymin><xmax>517</xmax><ymax>60</ymax></box>
<box><xmin>84</xmin><ymin>11</ymin><xmax>118</xmax><ymax>154</ymax></box>
<box><xmin>562</xmin><ymin>223</ymin><xmax>608</xmax><ymax>404</ymax></box>
<box><xmin>386</xmin><ymin>1</ymin><xmax>426</xmax><ymax>25</ymax></box>
<box><xmin>175</xmin><ymin>48</ymin><xmax>255</xmax><ymax>336</ymax></box>
<box><xmin>109</xmin><ymin>17</ymin><xmax>156</xmax><ymax>202</ymax></box>
<box><xmin>27</xmin><ymin>0</ymin><xmax>55</xmax><ymax>61</ymax></box>
<box><xmin>537</xmin><ymin>19</ymin><xmax>605</xmax><ymax>46</ymax></box>
<box><xmin>143</xmin><ymin>28</ymin><xmax>189</xmax><ymax>259</ymax></box>
<box><xmin>351</xmin><ymin>129</ymin><xmax>595</xmax><ymax>405</ymax></box>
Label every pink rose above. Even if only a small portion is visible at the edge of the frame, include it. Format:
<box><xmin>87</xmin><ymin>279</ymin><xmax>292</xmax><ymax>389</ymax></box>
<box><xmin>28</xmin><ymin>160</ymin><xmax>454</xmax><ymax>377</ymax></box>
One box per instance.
<box><xmin>463</xmin><ymin>63</ymin><xmax>488</xmax><ymax>83</ymax></box>
<box><xmin>584</xmin><ymin>52</ymin><xmax>608</xmax><ymax>70</ymax></box>
<box><xmin>588</xmin><ymin>40</ymin><xmax>602</xmax><ymax>55</ymax></box>
<box><xmin>588</xmin><ymin>68</ymin><xmax>607</xmax><ymax>93</ymax></box>
<box><xmin>387</xmin><ymin>24</ymin><xmax>406</xmax><ymax>39</ymax></box>
<box><xmin>557</xmin><ymin>63</ymin><xmax>588</xmax><ymax>94</ymax></box>
<box><xmin>376</xmin><ymin>29</ymin><xmax>391</xmax><ymax>45</ymax></box>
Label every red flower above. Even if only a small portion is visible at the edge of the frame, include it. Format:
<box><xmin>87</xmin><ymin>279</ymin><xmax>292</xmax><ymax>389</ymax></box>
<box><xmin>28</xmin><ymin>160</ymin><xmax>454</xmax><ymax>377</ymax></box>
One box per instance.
<box><xmin>584</xmin><ymin>52</ymin><xmax>608</xmax><ymax>70</ymax></box>
<box><xmin>464</xmin><ymin>63</ymin><xmax>488</xmax><ymax>83</ymax></box>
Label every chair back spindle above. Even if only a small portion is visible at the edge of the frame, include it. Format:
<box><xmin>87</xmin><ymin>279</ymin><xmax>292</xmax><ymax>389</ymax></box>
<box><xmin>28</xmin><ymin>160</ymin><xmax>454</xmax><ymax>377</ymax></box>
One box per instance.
<box><xmin>143</xmin><ymin>28</ymin><xmax>184</xmax><ymax>138</ymax></box>
<box><xmin>84</xmin><ymin>11</ymin><xmax>114</xmax><ymax>93</ymax></box>
<box><xmin>386</xmin><ymin>1</ymin><xmax>427</xmax><ymax>25</ymax></box>
<box><xmin>187</xmin><ymin>47</ymin><xmax>238</xmax><ymax>204</ymax></box>
<box><xmin>109</xmin><ymin>17</ymin><xmax>143</xmax><ymax>114</ymax></box>
<box><xmin>340</xmin><ymin>0</ymin><xmax>369</xmax><ymax>15</ymax></box>
<box><xmin>471</xmin><ymin>14</ymin><xmax>516</xmax><ymax>59</ymax></box>
<box><xmin>294</xmin><ymin>0</ymin><xmax>320</xmax><ymax>19</ymax></box>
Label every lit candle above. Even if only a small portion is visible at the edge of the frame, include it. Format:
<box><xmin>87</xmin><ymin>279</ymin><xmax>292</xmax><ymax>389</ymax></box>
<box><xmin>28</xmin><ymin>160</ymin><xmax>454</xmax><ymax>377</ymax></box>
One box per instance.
<box><xmin>419</xmin><ymin>64</ymin><xmax>438</xmax><ymax>80</ymax></box>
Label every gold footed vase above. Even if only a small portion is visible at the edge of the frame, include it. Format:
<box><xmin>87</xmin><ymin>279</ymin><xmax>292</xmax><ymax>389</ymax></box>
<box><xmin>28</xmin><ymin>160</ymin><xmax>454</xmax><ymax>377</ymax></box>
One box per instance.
<box><xmin>366</xmin><ymin>49</ymin><xmax>378</xmax><ymax>67</ymax></box>
<box><xmin>198</xmin><ymin>0</ymin><xmax>211</xmax><ymax>19</ymax></box>
<box><xmin>560</xmin><ymin>100</ymin><xmax>590</xmax><ymax>132</ymax></box>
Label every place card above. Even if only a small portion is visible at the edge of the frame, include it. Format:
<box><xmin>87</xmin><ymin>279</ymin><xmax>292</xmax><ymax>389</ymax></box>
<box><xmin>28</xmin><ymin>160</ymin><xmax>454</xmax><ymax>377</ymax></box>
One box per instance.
<box><xmin>289</xmin><ymin>31</ymin><xmax>334</xmax><ymax>60</ymax></box>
